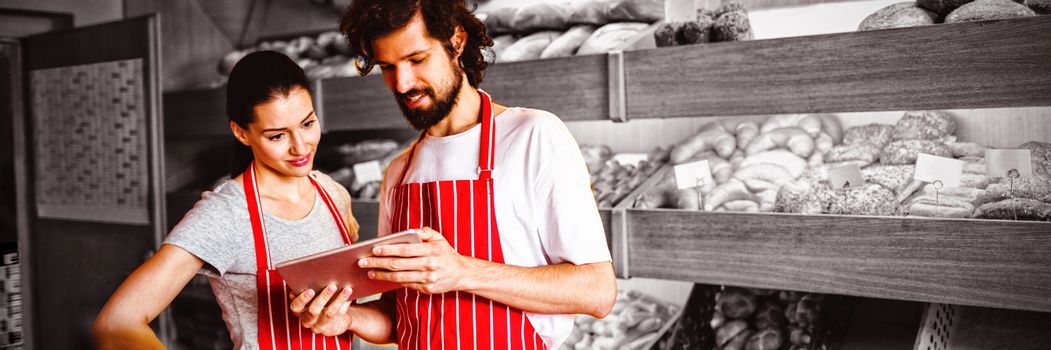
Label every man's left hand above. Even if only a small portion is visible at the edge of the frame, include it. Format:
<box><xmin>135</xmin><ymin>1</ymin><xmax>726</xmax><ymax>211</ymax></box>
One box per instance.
<box><xmin>359</xmin><ymin>227</ymin><xmax>471</xmax><ymax>295</ymax></box>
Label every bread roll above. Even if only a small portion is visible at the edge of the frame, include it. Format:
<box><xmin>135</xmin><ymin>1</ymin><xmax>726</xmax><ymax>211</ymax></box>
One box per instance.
<box><xmin>859</xmin><ymin>2</ymin><xmax>938</xmax><ymax>31</ymax></box>
<box><xmin>540</xmin><ymin>25</ymin><xmax>596</xmax><ymax>59</ymax></box>
<box><xmin>679</xmin><ymin>17</ymin><xmax>716</xmax><ymax>44</ymax></box>
<box><xmin>498</xmin><ymin>31</ymin><xmax>560</xmax><ymax>63</ymax></box>
<box><xmin>945</xmin><ymin>0</ymin><xmax>1037</xmax><ymax>22</ymax></box>
<box><xmin>577</xmin><ymin>22</ymin><xmax>649</xmax><ymax>55</ymax></box>
<box><xmin>653</xmin><ymin>22</ymin><xmax>682</xmax><ymax>47</ymax></box>
<box><xmin>713</xmin><ymin>9</ymin><xmax>754</xmax><ymax>41</ymax></box>
<box><xmin>510</xmin><ymin>3</ymin><xmax>571</xmax><ymax>32</ymax></box>
<box><xmin>948</xmin><ymin>142</ymin><xmax>986</xmax><ymax>158</ymax></box>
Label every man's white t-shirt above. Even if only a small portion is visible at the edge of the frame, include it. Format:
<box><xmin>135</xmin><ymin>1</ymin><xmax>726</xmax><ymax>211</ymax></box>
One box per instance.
<box><xmin>377</xmin><ymin>107</ymin><xmax>612</xmax><ymax>348</ymax></box>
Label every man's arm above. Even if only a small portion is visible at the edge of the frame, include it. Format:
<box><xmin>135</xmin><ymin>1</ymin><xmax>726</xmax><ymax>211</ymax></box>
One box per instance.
<box><xmin>362</xmin><ymin>227</ymin><xmax>617</xmax><ymax>318</ymax></box>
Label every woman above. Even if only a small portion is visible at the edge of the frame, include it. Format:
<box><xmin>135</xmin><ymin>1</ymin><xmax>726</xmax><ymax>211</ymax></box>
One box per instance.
<box><xmin>93</xmin><ymin>51</ymin><xmax>360</xmax><ymax>349</ymax></box>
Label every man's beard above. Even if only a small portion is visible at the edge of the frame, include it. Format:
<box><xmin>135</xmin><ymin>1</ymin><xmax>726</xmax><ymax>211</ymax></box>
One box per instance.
<box><xmin>395</xmin><ymin>65</ymin><xmax>464</xmax><ymax>131</ymax></box>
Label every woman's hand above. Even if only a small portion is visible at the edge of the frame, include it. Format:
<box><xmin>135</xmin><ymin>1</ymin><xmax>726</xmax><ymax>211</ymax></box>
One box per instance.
<box><xmin>359</xmin><ymin>227</ymin><xmax>472</xmax><ymax>295</ymax></box>
<box><xmin>289</xmin><ymin>284</ymin><xmax>354</xmax><ymax>336</ymax></box>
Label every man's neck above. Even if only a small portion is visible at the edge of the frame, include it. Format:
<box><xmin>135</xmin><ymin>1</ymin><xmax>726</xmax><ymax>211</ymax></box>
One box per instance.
<box><xmin>427</xmin><ymin>81</ymin><xmax>481</xmax><ymax>137</ymax></box>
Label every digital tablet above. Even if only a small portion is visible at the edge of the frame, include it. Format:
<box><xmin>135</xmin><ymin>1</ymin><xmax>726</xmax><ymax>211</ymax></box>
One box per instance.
<box><xmin>275</xmin><ymin>229</ymin><xmax>421</xmax><ymax>300</ymax></box>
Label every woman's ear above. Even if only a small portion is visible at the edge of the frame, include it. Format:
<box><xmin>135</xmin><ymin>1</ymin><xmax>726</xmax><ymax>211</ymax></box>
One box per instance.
<box><xmin>230</xmin><ymin>121</ymin><xmax>250</xmax><ymax>146</ymax></box>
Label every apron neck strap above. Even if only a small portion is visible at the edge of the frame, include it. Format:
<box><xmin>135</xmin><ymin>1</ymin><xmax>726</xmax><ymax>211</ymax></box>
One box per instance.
<box><xmin>396</xmin><ymin>89</ymin><xmax>496</xmax><ymax>187</ymax></box>
<box><xmin>243</xmin><ymin>161</ymin><xmax>354</xmax><ymax>270</ymax></box>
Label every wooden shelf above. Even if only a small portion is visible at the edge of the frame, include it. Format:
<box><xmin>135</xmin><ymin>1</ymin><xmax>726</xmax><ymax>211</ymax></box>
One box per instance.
<box><xmin>624</xmin><ymin>16</ymin><xmax>1051</xmax><ymax>118</ymax></box>
<box><xmin>618</xmin><ymin>209</ymin><xmax>1051</xmax><ymax>313</ymax></box>
<box><xmin>318</xmin><ymin>53</ymin><xmax>612</xmax><ymax>129</ymax></box>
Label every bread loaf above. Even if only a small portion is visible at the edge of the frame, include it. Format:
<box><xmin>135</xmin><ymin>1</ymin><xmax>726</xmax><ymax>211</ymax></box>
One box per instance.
<box><xmin>974</xmin><ymin>198</ymin><xmax>1051</xmax><ymax>221</ymax></box>
<box><xmin>893</xmin><ymin>111</ymin><xmax>956</xmax><ymax>141</ymax></box>
<box><xmin>498</xmin><ymin>31</ymin><xmax>560</xmax><ymax>63</ymax></box>
<box><xmin>917</xmin><ymin>0</ymin><xmax>975</xmax><ymax>16</ymax></box>
<box><xmin>859</xmin><ymin>2</ymin><xmax>938</xmax><ymax>31</ymax></box>
<box><xmin>829</xmin><ymin>184</ymin><xmax>897</xmax><ymax>216</ymax></box>
<box><xmin>577</xmin><ymin>22</ymin><xmax>649</xmax><ymax>55</ymax></box>
<box><xmin>1020</xmin><ymin>141</ymin><xmax>1051</xmax><ymax>177</ymax></box>
<box><xmin>541</xmin><ymin>25</ymin><xmax>596</xmax><ymax>59</ymax></box>
<box><xmin>844</xmin><ymin>124</ymin><xmax>895</xmax><ymax>148</ymax></box>
<box><xmin>484</xmin><ymin>7</ymin><xmax>518</xmax><ymax>34</ymax></box>
<box><xmin>490</xmin><ymin>35</ymin><xmax>518</xmax><ymax>61</ymax></box>
<box><xmin>825</xmin><ymin>144</ymin><xmax>881</xmax><ymax>167</ymax></box>
<box><xmin>862</xmin><ymin>165</ymin><xmax>915</xmax><ymax>193</ymax></box>
<box><xmin>879</xmin><ymin>140</ymin><xmax>953</xmax><ymax>165</ymax></box>
<box><xmin>947</xmin><ymin>142</ymin><xmax>986</xmax><ymax>158</ymax></box>
<box><xmin>945</xmin><ymin>0</ymin><xmax>1037</xmax><ymax>23</ymax></box>
<box><xmin>1027</xmin><ymin>0</ymin><xmax>1051</xmax><ymax>14</ymax></box>
<box><xmin>510</xmin><ymin>3</ymin><xmax>571</xmax><ymax>32</ymax></box>
<box><xmin>568</xmin><ymin>0</ymin><xmax>610</xmax><ymax>26</ymax></box>
<box><xmin>605</xmin><ymin>0</ymin><xmax>663</xmax><ymax>22</ymax></box>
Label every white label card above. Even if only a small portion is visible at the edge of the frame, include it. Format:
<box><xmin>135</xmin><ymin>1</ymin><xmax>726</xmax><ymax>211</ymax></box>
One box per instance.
<box><xmin>914</xmin><ymin>153</ymin><xmax>964</xmax><ymax>188</ymax></box>
<box><xmin>829</xmin><ymin>163</ymin><xmax>865</xmax><ymax>191</ymax></box>
<box><xmin>353</xmin><ymin>160</ymin><xmax>384</xmax><ymax>185</ymax></box>
<box><xmin>674</xmin><ymin>160</ymin><xmax>713</xmax><ymax>190</ymax></box>
<box><xmin>986</xmin><ymin>149</ymin><xmax>1033</xmax><ymax>179</ymax></box>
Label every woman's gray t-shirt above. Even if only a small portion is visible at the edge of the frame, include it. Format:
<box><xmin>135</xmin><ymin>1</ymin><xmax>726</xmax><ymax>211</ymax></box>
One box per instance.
<box><xmin>164</xmin><ymin>178</ymin><xmax>352</xmax><ymax>349</ymax></box>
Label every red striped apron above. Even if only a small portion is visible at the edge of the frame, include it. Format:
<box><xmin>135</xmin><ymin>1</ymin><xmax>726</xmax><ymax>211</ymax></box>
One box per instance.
<box><xmin>243</xmin><ymin>162</ymin><xmax>355</xmax><ymax>349</ymax></box>
<box><xmin>390</xmin><ymin>90</ymin><xmax>549</xmax><ymax>350</ymax></box>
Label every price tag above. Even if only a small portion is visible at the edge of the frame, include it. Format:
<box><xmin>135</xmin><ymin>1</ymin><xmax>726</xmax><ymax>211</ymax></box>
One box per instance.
<box><xmin>914</xmin><ymin>153</ymin><xmax>964</xmax><ymax>188</ymax></box>
<box><xmin>674</xmin><ymin>160</ymin><xmax>713</xmax><ymax>190</ymax></box>
<box><xmin>828</xmin><ymin>163</ymin><xmax>864</xmax><ymax>191</ymax></box>
<box><xmin>352</xmin><ymin>160</ymin><xmax>384</xmax><ymax>185</ymax></box>
<box><xmin>986</xmin><ymin>149</ymin><xmax>1033</xmax><ymax>179</ymax></box>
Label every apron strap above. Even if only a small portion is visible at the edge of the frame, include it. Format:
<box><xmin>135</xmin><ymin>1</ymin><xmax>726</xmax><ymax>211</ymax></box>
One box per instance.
<box><xmin>243</xmin><ymin>161</ymin><xmax>273</xmax><ymax>270</ymax></box>
<box><xmin>244</xmin><ymin>162</ymin><xmax>355</xmax><ymax>270</ymax></box>
<box><xmin>477</xmin><ymin>90</ymin><xmax>496</xmax><ymax>181</ymax></box>
<box><xmin>395</xmin><ymin>89</ymin><xmax>497</xmax><ymax>187</ymax></box>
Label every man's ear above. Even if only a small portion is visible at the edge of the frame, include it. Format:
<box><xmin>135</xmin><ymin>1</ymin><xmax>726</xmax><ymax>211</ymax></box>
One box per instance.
<box><xmin>452</xmin><ymin>25</ymin><xmax>467</xmax><ymax>57</ymax></box>
<box><xmin>230</xmin><ymin>121</ymin><xmax>250</xmax><ymax>146</ymax></box>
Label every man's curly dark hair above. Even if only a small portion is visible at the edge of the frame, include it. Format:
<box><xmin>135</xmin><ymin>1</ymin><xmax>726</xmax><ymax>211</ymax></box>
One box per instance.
<box><xmin>339</xmin><ymin>0</ymin><xmax>493</xmax><ymax>88</ymax></box>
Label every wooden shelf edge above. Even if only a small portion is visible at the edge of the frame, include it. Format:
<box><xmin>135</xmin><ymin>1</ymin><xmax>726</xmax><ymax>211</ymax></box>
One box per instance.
<box><xmin>625</xmin><ymin>15</ymin><xmax>1051</xmax><ymax>118</ymax></box>
<box><xmin>623</xmin><ymin>209</ymin><xmax>1051</xmax><ymax>313</ymax></box>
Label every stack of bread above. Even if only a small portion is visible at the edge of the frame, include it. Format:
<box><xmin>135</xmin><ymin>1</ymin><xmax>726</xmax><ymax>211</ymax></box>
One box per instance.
<box><xmin>218</xmin><ymin>31</ymin><xmax>358</xmax><ymax>81</ymax></box>
<box><xmin>773</xmin><ymin>110</ymin><xmax>1050</xmax><ymax>221</ymax></box>
<box><xmin>635</xmin><ymin>114</ymin><xmax>841</xmax><ymax>213</ymax></box>
<box><xmin>583</xmin><ymin>145</ymin><xmax>670</xmax><ymax>207</ymax></box>
<box><xmin>561</xmin><ymin>289</ymin><xmax>679</xmax><ymax>350</ymax></box>
<box><xmin>480</xmin><ymin>0</ymin><xmax>662</xmax><ymax>62</ymax></box>
<box><xmin>653</xmin><ymin>2</ymin><xmax>754</xmax><ymax>47</ymax></box>
<box><xmin>709</xmin><ymin>288</ymin><xmax>826</xmax><ymax>350</ymax></box>
<box><xmin>858</xmin><ymin>0</ymin><xmax>1044</xmax><ymax>32</ymax></box>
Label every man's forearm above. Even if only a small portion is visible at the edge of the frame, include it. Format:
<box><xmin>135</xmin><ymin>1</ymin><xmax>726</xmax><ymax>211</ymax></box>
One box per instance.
<box><xmin>459</xmin><ymin>260</ymin><xmax>616</xmax><ymax>318</ymax></box>
<box><xmin>347</xmin><ymin>294</ymin><xmax>398</xmax><ymax>344</ymax></box>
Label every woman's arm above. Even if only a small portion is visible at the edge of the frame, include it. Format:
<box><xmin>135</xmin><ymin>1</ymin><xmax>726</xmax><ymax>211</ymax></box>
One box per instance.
<box><xmin>93</xmin><ymin>244</ymin><xmax>203</xmax><ymax>350</ymax></box>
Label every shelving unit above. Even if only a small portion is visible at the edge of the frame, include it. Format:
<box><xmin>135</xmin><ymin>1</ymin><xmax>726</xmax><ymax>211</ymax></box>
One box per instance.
<box><xmin>159</xmin><ymin>14</ymin><xmax>1051</xmax><ymax>350</ymax></box>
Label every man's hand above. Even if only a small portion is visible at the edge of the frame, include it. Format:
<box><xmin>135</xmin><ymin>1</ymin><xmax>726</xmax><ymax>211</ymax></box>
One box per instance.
<box><xmin>289</xmin><ymin>285</ymin><xmax>354</xmax><ymax>336</ymax></box>
<box><xmin>360</xmin><ymin>227</ymin><xmax>471</xmax><ymax>295</ymax></box>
